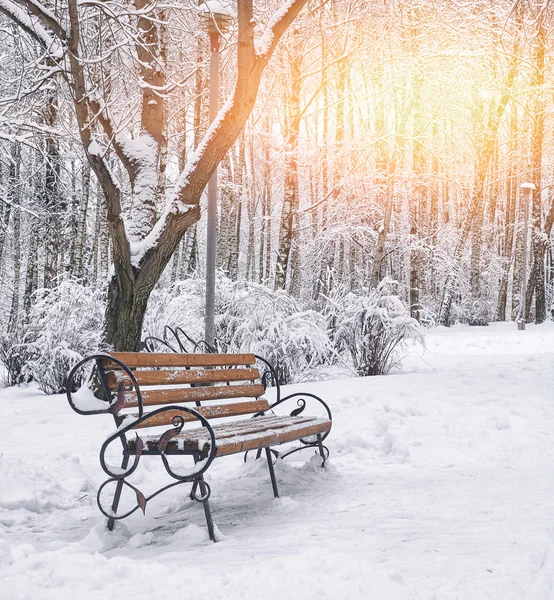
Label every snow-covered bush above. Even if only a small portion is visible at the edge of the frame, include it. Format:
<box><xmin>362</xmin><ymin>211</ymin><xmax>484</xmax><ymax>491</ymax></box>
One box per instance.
<box><xmin>332</xmin><ymin>279</ymin><xmax>424</xmax><ymax>376</ymax></box>
<box><xmin>21</xmin><ymin>282</ymin><xmax>105</xmax><ymax>394</ymax></box>
<box><xmin>145</xmin><ymin>276</ymin><xmax>331</xmax><ymax>384</ymax></box>
<box><xmin>143</xmin><ymin>278</ymin><xmax>206</xmax><ymax>347</ymax></box>
<box><xmin>0</xmin><ymin>331</ymin><xmax>35</xmax><ymax>387</ymax></box>
<box><xmin>215</xmin><ymin>282</ymin><xmax>331</xmax><ymax>384</ymax></box>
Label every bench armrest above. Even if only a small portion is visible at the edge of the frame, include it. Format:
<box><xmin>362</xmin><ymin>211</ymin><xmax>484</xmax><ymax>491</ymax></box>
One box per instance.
<box><xmin>269</xmin><ymin>392</ymin><xmax>332</xmax><ymax>440</ymax></box>
<box><xmin>66</xmin><ymin>353</ymin><xmax>144</xmax><ymax>417</ymax></box>
<box><xmin>100</xmin><ymin>405</ymin><xmax>217</xmax><ymax>482</ymax></box>
<box><xmin>254</xmin><ymin>354</ymin><xmax>282</xmax><ymax>403</ymax></box>
<box><xmin>253</xmin><ymin>355</ymin><xmax>332</xmax><ymax>441</ymax></box>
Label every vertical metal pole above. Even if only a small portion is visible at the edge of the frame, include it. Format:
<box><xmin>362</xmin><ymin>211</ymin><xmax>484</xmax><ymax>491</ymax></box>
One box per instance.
<box><xmin>205</xmin><ymin>32</ymin><xmax>220</xmax><ymax>349</ymax></box>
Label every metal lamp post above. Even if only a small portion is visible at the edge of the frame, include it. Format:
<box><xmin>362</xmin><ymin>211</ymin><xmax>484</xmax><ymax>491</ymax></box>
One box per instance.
<box><xmin>518</xmin><ymin>182</ymin><xmax>535</xmax><ymax>331</ymax></box>
<box><xmin>199</xmin><ymin>2</ymin><xmax>234</xmax><ymax>349</ymax></box>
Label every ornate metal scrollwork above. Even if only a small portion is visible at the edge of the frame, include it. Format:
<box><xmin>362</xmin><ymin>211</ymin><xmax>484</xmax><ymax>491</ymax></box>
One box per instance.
<box><xmin>280</xmin><ymin>442</ymin><xmax>330</xmax><ymax>462</ymax></box>
<box><xmin>66</xmin><ymin>354</ymin><xmax>143</xmax><ymax>417</ymax></box>
<box><xmin>97</xmin><ymin>478</ymin><xmax>193</xmax><ymax>520</ymax></box>
<box><xmin>243</xmin><ymin>446</ymin><xmax>281</xmax><ymax>463</ymax></box>
<box><xmin>157</xmin><ymin>415</ymin><xmax>185</xmax><ymax>453</ymax></box>
<box><xmin>191</xmin><ymin>481</ymin><xmax>211</xmax><ymax>502</ymax></box>
<box><xmin>253</xmin><ymin>354</ymin><xmax>281</xmax><ymax>403</ymax></box>
<box><xmin>141</xmin><ymin>325</ymin><xmax>219</xmax><ymax>355</ymax></box>
<box><xmin>272</xmin><ymin>392</ymin><xmax>332</xmax><ymax>441</ymax></box>
<box><xmin>99</xmin><ymin>405</ymin><xmax>217</xmax><ymax>481</ymax></box>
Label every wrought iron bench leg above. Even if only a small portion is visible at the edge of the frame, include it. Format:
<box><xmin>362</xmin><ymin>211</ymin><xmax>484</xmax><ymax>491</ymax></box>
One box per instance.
<box><xmin>197</xmin><ymin>475</ymin><xmax>216</xmax><ymax>542</ymax></box>
<box><xmin>265</xmin><ymin>447</ymin><xmax>280</xmax><ymax>498</ymax></box>
<box><xmin>107</xmin><ymin>455</ymin><xmax>130</xmax><ymax>531</ymax></box>
<box><xmin>316</xmin><ymin>434</ymin><xmax>327</xmax><ymax>467</ymax></box>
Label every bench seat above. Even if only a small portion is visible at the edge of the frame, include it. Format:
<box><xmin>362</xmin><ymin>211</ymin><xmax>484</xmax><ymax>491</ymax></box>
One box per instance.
<box><xmin>127</xmin><ymin>414</ymin><xmax>332</xmax><ymax>456</ymax></box>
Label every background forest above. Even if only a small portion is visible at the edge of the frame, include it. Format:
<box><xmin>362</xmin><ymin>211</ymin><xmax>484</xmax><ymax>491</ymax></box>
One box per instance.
<box><xmin>0</xmin><ymin>0</ymin><xmax>552</xmax><ymax>390</ymax></box>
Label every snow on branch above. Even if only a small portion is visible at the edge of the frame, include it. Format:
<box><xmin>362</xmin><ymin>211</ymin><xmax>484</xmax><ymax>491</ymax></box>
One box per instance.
<box><xmin>0</xmin><ymin>0</ymin><xmax>64</xmax><ymax>58</ymax></box>
<box><xmin>170</xmin><ymin>0</ymin><xmax>309</xmax><ymax>206</ymax></box>
<box><xmin>127</xmin><ymin>0</ymin><xmax>309</xmax><ymax>276</ymax></box>
<box><xmin>254</xmin><ymin>0</ymin><xmax>302</xmax><ymax>58</ymax></box>
<box><xmin>11</xmin><ymin>0</ymin><xmax>66</xmax><ymax>40</ymax></box>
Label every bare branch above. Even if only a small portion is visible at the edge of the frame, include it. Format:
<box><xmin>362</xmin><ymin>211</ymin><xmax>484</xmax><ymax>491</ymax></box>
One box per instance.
<box><xmin>0</xmin><ymin>0</ymin><xmax>63</xmax><ymax>58</ymax></box>
<box><xmin>11</xmin><ymin>0</ymin><xmax>67</xmax><ymax>40</ymax></box>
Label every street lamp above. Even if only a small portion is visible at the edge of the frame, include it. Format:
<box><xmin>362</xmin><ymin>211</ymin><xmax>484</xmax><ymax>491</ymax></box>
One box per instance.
<box><xmin>518</xmin><ymin>182</ymin><xmax>535</xmax><ymax>331</ymax></box>
<box><xmin>198</xmin><ymin>1</ymin><xmax>234</xmax><ymax>349</ymax></box>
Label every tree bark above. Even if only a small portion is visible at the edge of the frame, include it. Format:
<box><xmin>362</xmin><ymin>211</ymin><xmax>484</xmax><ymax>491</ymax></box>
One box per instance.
<box><xmin>8</xmin><ymin>146</ymin><xmax>21</xmax><ymax>334</ymax></box>
<box><xmin>496</xmin><ymin>106</ymin><xmax>517</xmax><ymax>321</ymax></box>
<box><xmin>275</xmin><ymin>28</ymin><xmax>302</xmax><ymax>290</ymax></box>
<box><xmin>43</xmin><ymin>97</ymin><xmax>60</xmax><ymax>288</ymax></box>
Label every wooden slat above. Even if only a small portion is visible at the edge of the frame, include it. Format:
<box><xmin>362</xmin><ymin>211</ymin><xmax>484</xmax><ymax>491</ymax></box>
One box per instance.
<box><xmin>215</xmin><ymin>419</ymin><xmax>331</xmax><ymax>456</ymax></box>
<box><xmin>123</xmin><ymin>383</ymin><xmax>266</xmax><ymax>408</ymax></box>
<box><xmin>128</xmin><ymin>415</ymin><xmax>332</xmax><ymax>456</ymax></box>
<box><xmin>106</xmin><ymin>352</ymin><xmax>256</xmax><ymax>368</ymax></box>
<box><xmin>131</xmin><ymin>400</ymin><xmax>270</xmax><ymax>429</ymax></box>
<box><xmin>105</xmin><ymin>367</ymin><xmax>260</xmax><ymax>388</ymax></box>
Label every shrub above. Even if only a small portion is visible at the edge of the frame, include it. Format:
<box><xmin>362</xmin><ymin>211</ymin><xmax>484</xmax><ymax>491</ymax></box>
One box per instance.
<box><xmin>143</xmin><ymin>278</ymin><xmax>206</xmax><ymax>348</ymax></box>
<box><xmin>0</xmin><ymin>331</ymin><xmax>35</xmax><ymax>387</ymax></box>
<box><xmin>145</xmin><ymin>277</ymin><xmax>332</xmax><ymax>384</ymax></box>
<box><xmin>333</xmin><ymin>279</ymin><xmax>424</xmax><ymax>376</ymax></box>
<box><xmin>216</xmin><ymin>282</ymin><xmax>331</xmax><ymax>384</ymax></box>
<box><xmin>21</xmin><ymin>281</ymin><xmax>105</xmax><ymax>394</ymax></box>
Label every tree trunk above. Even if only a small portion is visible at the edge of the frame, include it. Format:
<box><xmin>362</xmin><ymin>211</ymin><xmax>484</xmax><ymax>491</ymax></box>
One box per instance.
<box><xmin>43</xmin><ymin>98</ymin><xmax>60</xmax><ymax>288</ymax></box>
<box><xmin>228</xmin><ymin>134</ymin><xmax>245</xmax><ymax>280</ymax></box>
<box><xmin>314</xmin><ymin>19</ymin><xmax>329</xmax><ymax>300</ymax></box>
<box><xmin>72</xmin><ymin>162</ymin><xmax>90</xmax><ymax>281</ymax></box>
<box><xmin>275</xmin><ymin>30</ymin><xmax>302</xmax><ymax>290</ymax></box>
<box><xmin>8</xmin><ymin>190</ymin><xmax>21</xmax><ymax>333</ymax></box>
<box><xmin>409</xmin><ymin>18</ymin><xmax>424</xmax><ymax>320</ymax></box>
<box><xmin>217</xmin><ymin>153</ymin><xmax>233</xmax><ymax>273</ymax></box>
<box><xmin>105</xmin><ymin>278</ymin><xmax>148</xmax><ymax>352</ymax></box>
<box><xmin>90</xmin><ymin>180</ymin><xmax>101</xmax><ymax>283</ymax></box>
<box><xmin>496</xmin><ymin>106</ymin><xmax>517</xmax><ymax>321</ymax></box>
<box><xmin>258</xmin><ymin>120</ymin><xmax>272</xmax><ymax>282</ymax></box>
<box><xmin>98</xmin><ymin>184</ymin><xmax>109</xmax><ymax>283</ymax></box>
<box><xmin>0</xmin><ymin>197</ymin><xmax>11</xmax><ymax>267</ymax></box>
<box><xmin>24</xmin><ymin>226</ymin><xmax>38</xmax><ymax>319</ymax></box>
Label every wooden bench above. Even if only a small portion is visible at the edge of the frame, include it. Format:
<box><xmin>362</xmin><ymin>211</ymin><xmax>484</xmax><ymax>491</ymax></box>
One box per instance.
<box><xmin>66</xmin><ymin>352</ymin><xmax>332</xmax><ymax>541</ymax></box>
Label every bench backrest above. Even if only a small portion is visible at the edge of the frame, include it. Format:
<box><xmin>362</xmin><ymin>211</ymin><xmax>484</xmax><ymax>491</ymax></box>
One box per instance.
<box><xmin>99</xmin><ymin>352</ymin><xmax>269</xmax><ymax>430</ymax></box>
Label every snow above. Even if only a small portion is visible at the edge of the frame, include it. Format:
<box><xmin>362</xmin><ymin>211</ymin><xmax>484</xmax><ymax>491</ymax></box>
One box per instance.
<box><xmin>87</xmin><ymin>140</ymin><xmax>102</xmax><ymax>157</ymax></box>
<box><xmin>128</xmin><ymin>209</ymin><xmax>165</xmax><ymax>267</ymax></box>
<box><xmin>118</xmin><ymin>133</ymin><xmax>159</xmax><ymax>246</ymax></box>
<box><xmin>2</xmin><ymin>323</ymin><xmax>554</xmax><ymax>599</ymax></box>
<box><xmin>173</xmin><ymin>97</ymin><xmax>235</xmax><ymax>198</ymax></box>
<box><xmin>198</xmin><ymin>0</ymin><xmax>234</xmax><ymax>17</ymax></box>
<box><xmin>0</xmin><ymin>0</ymin><xmax>63</xmax><ymax>59</ymax></box>
<box><xmin>255</xmin><ymin>0</ymin><xmax>296</xmax><ymax>57</ymax></box>
<box><xmin>72</xmin><ymin>385</ymin><xmax>108</xmax><ymax>413</ymax></box>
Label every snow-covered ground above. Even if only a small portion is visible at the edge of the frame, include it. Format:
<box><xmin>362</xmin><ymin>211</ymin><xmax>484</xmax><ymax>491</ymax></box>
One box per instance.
<box><xmin>2</xmin><ymin>322</ymin><xmax>554</xmax><ymax>599</ymax></box>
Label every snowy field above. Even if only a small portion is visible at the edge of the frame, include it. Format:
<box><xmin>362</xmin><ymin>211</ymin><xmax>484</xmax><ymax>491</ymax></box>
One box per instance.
<box><xmin>2</xmin><ymin>322</ymin><xmax>554</xmax><ymax>599</ymax></box>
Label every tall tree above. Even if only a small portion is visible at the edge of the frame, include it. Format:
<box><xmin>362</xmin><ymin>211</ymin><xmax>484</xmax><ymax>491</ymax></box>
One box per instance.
<box><xmin>0</xmin><ymin>0</ymin><xmax>313</xmax><ymax>350</ymax></box>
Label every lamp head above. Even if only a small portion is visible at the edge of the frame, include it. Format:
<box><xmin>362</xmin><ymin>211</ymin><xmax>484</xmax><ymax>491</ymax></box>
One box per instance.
<box><xmin>198</xmin><ymin>1</ymin><xmax>234</xmax><ymax>35</ymax></box>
